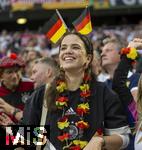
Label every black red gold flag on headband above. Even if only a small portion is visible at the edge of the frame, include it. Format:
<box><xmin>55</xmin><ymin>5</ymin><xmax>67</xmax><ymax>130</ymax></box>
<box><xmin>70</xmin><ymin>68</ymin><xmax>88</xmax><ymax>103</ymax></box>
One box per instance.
<box><xmin>72</xmin><ymin>7</ymin><xmax>92</xmax><ymax>35</ymax></box>
<box><xmin>43</xmin><ymin>12</ymin><xmax>67</xmax><ymax>44</ymax></box>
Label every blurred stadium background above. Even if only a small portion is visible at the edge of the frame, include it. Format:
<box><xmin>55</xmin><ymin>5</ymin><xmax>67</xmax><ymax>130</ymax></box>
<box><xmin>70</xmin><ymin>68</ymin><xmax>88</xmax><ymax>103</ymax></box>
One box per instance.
<box><xmin>0</xmin><ymin>0</ymin><xmax>142</xmax><ymax>60</ymax></box>
<box><xmin>0</xmin><ymin>0</ymin><xmax>142</xmax><ymax>31</ymax></box>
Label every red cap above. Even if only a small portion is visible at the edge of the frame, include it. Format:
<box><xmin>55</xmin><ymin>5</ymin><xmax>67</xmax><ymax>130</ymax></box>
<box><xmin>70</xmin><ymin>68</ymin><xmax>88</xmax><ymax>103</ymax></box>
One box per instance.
<box><xmin>0</xmin><ymin>53</ymin><xmax>25</xmax><ymax>68</ymax></box>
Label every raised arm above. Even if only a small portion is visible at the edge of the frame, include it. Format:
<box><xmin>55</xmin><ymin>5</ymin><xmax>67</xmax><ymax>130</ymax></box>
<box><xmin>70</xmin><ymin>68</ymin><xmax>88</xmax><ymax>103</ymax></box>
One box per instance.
<box><xmin>112</xmin><ymin>54</ymin><xmax>133</xmax><ymax>106</ymax></box>
<box><xmin>112</xmin><ymin>38</ymin><xmax>142</xmax><ymax>105</ymax></box>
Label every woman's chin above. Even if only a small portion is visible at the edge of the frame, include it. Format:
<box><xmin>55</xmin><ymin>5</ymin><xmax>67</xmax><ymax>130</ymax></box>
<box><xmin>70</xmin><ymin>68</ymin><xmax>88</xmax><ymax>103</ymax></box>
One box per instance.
<box><xmin>63</xmin><ymin>66</ymin><xmax>77</xmax><ymax>71</ymax></box>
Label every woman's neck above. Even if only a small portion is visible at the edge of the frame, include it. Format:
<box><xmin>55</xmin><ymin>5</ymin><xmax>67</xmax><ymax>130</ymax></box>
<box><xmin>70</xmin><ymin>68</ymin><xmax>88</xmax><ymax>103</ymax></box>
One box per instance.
<box><xmin>65</xmin><ymin>71</ymin><xmax>84</xmax><ymax>91</ymax></box>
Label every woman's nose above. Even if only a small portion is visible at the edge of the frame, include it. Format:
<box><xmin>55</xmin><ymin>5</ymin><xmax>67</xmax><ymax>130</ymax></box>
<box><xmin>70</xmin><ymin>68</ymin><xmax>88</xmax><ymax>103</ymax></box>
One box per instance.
<box><xmin>65</xmin><ymin>46</ymin><xmax>73</xmax><ymax>54</ymax></box>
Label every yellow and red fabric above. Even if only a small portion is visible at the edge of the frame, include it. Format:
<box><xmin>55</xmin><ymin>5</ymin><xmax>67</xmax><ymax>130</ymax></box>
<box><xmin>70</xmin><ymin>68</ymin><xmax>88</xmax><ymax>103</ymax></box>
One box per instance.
<box><xmin>72</xmin><ymin>7</ymin><xmax>92</xmax><ymax>35</ymax></box>
<box><xmin>120</xmin><ymin>47</ymin><xmax>138</xmax><ymax>60</ymax></box>
<box><xmin>43</xmin><ymin>13</ymin><xmax>67</xmax><ymax>44</ymax></box>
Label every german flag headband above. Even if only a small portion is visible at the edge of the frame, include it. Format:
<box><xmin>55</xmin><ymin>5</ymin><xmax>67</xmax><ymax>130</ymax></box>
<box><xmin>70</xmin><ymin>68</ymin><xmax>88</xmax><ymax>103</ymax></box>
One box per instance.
<box><xmin>72</xmin><ymin>7</ymin><xmax>92</xmax><ymax>35</ymax></box>
<box><xmin>42</xmin><ymin>7</ymin><xmax>92</xmax><ymax>44</ymax></box>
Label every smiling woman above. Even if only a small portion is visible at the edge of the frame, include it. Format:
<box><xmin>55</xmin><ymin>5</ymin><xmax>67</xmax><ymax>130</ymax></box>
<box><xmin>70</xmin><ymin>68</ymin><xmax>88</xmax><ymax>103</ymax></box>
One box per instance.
<box><xmin>59</xmin><ymin>33</ymin><xmax>92</xmax><ymax>77</ymax></box>
<box><xmin>24</xmin><ymin>32</ymin><xmax>131</xmax><ymax>150</ymax></box>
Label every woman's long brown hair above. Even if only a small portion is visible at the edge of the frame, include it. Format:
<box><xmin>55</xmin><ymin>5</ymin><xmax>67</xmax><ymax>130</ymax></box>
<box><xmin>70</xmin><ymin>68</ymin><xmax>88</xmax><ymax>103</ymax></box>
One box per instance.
<box><xmin>137</xmin><ymin>74</ymin><xmax>142</xmax><ymax>123</ymax></box>
<box><xmin>46</xmin><ymin>31</ymin><xmax>95</xmax><ymax>112</ymax></box>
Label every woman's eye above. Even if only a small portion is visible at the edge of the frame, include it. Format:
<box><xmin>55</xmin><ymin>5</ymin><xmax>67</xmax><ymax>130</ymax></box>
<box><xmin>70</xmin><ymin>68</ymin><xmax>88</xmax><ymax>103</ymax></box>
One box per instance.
<box><xmin>72</xmin><ymin>46</ymin><xmax>80</xmax><ymax>50</ymax></box>
<box><xmin>60</xmin><ymin>47</ymin><xmax>66</xmax><ymax>51</ymax></box>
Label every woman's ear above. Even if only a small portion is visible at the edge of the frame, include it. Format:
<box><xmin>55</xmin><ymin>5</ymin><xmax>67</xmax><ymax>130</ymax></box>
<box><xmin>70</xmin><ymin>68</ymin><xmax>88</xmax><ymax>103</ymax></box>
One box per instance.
<box><xmin>87</xmin><ymin>54</ymin><xmax>93</xmax><ymax>64</ymax></box>
<box><xmin>84</xmin><ymin>55</ymin><xmax>92</xmax><ymax>69</ymax></box>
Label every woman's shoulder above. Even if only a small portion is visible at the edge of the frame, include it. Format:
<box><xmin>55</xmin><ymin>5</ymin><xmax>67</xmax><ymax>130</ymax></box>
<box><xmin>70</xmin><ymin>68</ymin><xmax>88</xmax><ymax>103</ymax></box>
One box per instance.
<box><xmin>94</xmin><ymin>81</ymin><xmax>118</xmax><ymax>97</ymax></box>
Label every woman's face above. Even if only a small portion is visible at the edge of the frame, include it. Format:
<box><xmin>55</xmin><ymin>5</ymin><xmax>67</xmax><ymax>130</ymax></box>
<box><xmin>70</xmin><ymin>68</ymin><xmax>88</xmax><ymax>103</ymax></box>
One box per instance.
<box><xmin>59</xmin><ymin>34</ymin><xmax>91</xmax><ymax>72</ymax></box>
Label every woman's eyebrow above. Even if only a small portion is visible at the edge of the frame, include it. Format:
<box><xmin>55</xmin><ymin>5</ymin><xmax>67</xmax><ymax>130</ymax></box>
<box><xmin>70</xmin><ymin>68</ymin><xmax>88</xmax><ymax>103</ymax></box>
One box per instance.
<box><xmin>71</xmin><ymin>44</ymin><xmax>81</xmax><ymax>47</ymax></box>
<box><xmin>61</xmin><ymin>44</ymin><xmax>67</xmax><ymax>47</ymax></box>
<box><xmin>61</xmin><ymin>43</ymin><xmax>81</xmax><ymax>48</ymax></box>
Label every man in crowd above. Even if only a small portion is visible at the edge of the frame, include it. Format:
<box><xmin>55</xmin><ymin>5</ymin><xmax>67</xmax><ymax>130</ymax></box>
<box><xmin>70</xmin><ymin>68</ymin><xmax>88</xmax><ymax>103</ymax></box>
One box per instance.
<box><xmin>101</xmin><ymin>36</ymin><xmax>139</xmax><ymax>101</ymax></box>
<box><xmin>6</xmin><ymin>57</ymin><xmax>59</xmax><ymax>149</ymax></box>
<box><xmin>30</xmin><ymin>57</ymin><xmax>59</xmax><ymax>89</ymax></box>
<box><xmin>101</xmin><ymin>36</ymin><xmax>140</xmax><ymax>150</ymax></box>
<box><xmin>0</xmin><ymin>57</ymin><xmax>59</xmax><ymax>125</ymax></box>
<box><xmin>0</xmin><ymin>53</ymin><xmax>34</xmax><ymax>123</ymax></box>
<box><xmin>22</xmin><ymin>57</ymin><xmax>59</xmax><ymax>125</ymax></box>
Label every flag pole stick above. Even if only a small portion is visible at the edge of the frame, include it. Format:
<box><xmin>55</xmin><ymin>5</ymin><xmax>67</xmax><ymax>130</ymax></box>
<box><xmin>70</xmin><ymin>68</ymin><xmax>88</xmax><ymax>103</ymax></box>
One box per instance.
<box><xmin>56</xmin><ymin>9</ymin><xmax>70</xmax><ymax>32</ymax></box>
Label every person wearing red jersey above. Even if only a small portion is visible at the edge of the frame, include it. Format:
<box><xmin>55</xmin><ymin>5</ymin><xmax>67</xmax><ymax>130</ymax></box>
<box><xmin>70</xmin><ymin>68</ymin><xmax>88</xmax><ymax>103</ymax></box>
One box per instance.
<box><xmin>0</xmin><ymin>53</ymin><xmax>34</xmax><ymax>124</ymax></box>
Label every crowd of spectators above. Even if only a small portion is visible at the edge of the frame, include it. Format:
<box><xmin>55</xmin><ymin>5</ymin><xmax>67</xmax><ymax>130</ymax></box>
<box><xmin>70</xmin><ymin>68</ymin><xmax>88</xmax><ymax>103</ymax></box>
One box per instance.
<box><xmin>0</xmin><ymin>20</ymin><xmax>142</xmax><ymax>149</ymax></box>
<box><xmin>0</xmin><ymin>20</ymin><xmax>142</xmax><ymax>58</ymax></box>
<box><xmin>0</xmin><ymin>21</ymin><xmax>142</xmax><ymax>78</ymax></box>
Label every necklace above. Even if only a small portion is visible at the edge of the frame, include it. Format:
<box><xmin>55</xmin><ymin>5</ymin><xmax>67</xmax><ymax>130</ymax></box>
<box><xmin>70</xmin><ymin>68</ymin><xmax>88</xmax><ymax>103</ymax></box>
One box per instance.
<box><xmin>55</xmin><ymin>73</ymin><xmax>91</xmax><ymax>150</ymax></box>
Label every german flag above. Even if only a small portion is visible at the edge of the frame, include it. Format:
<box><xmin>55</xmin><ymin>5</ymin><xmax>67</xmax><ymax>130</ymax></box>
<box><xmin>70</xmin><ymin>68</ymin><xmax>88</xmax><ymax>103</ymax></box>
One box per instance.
<box><xmin>72</xmin><ymin>8</ymin><xmax>92</xmax><ymax>35</ymax></box>
<box><xmin>43</xmin><ymin>12</ymin><xmax>67</xmax><ymax>44</ymax></box>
